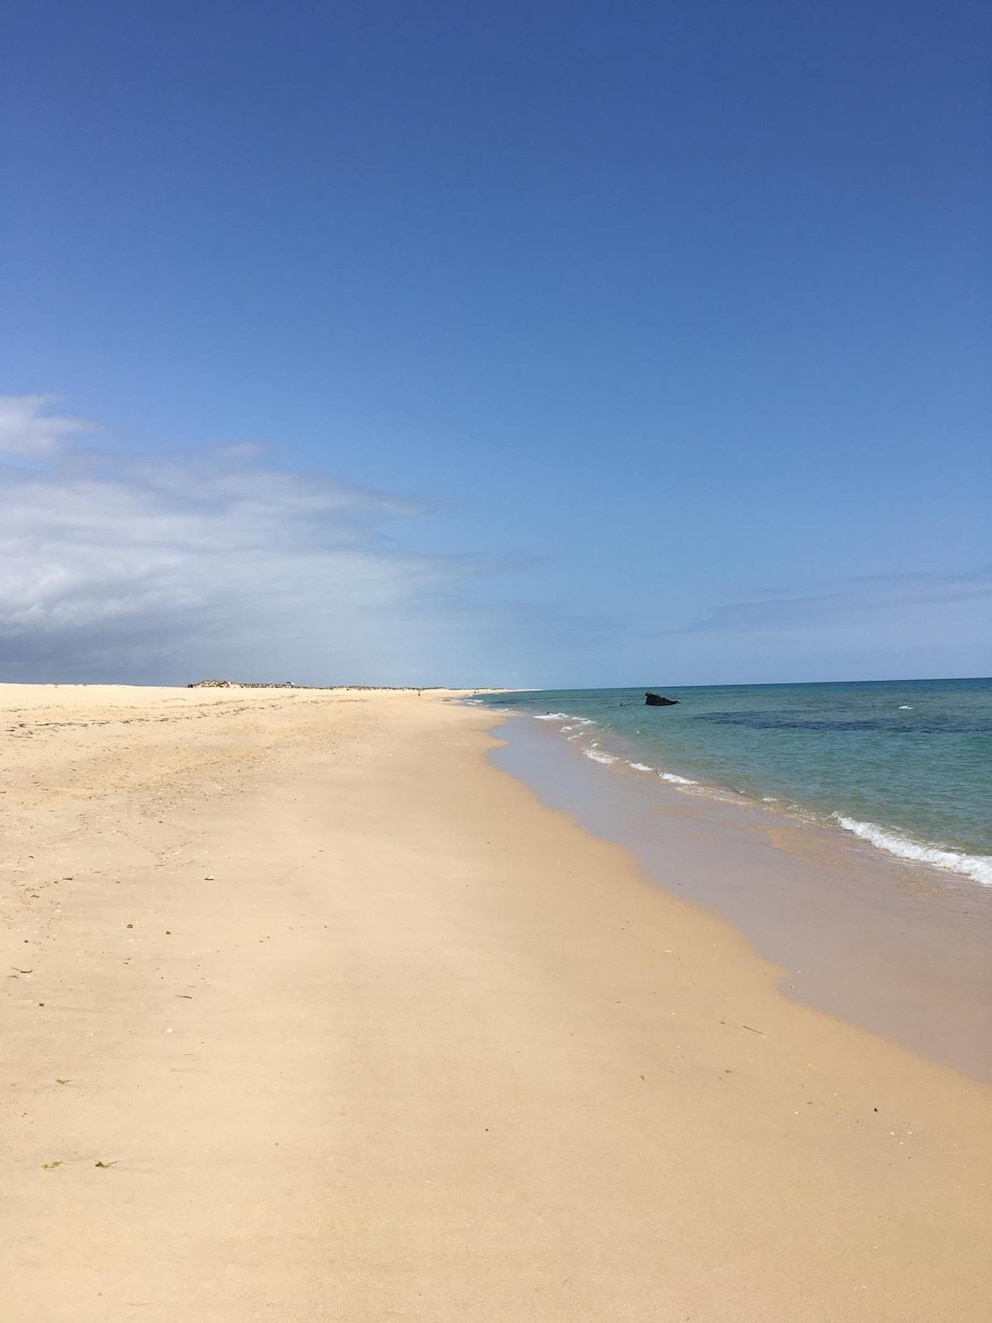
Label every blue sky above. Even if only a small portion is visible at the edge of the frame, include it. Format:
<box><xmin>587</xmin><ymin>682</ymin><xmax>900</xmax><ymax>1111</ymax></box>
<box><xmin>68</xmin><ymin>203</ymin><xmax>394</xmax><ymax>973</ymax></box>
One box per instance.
<box><xmin>2</xmin><ymin>0</ymin><xmax>989</xmax><ymax>686</ymax></box>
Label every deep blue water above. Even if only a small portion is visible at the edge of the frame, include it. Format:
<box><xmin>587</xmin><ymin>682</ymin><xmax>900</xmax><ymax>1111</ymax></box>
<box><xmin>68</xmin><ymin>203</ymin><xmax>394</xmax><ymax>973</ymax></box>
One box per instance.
<box><xmin>473</xmin><ymin>678</ymin><xmax>992</xmax><ymax>885</ymax></box>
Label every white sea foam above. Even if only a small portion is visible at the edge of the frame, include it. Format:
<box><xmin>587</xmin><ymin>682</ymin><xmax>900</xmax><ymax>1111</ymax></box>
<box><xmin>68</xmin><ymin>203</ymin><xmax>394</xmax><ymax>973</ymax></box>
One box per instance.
<box><xmin>584</xmin><ymin>747</ymin><xmax>618</xmax><ymax>765</ymax></box>
<box><xmin>534</xmin><ymin>712</ymin><xmax>597</xmax><ymax>727</ymax></box>
<box><xmin>629</xmin><ymin>762</ymin><xmax>653</xmax><ymax>772</ymax></box>
<box><xmin>898</xmin><ymin>705</ymin><xmax>913</xmax><ymax>710</ymax></box>
<box><xmin>659</xmin><ymin>771</ymin><xmax>697</xmax><ymax>786</ymax></box>
<box><xmin>832</xmin><ymin>815</ymin><xmax>992</xmax><ymax>886</ymax></box>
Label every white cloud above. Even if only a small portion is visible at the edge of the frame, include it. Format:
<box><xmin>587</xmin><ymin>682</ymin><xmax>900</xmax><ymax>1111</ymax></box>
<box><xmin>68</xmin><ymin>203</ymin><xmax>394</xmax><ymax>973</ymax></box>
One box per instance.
<box><xmin>0</xmin><ymin>396</ymin><xmax>509</xmax><ymax>684</ymax></box>
<box><xmin>649</xmin><ymin>568</ymin><xmax>992</xmax><ymax>683</ymax></box>
<box><xmin>0</xmin><ymin>394</ymin><xmax>99</xmax><ymax>456</ymax></box>
<box><xmin>688</xmin><ymin>569</ymin><xmax>992</xmax><ymax>635</ymax></box>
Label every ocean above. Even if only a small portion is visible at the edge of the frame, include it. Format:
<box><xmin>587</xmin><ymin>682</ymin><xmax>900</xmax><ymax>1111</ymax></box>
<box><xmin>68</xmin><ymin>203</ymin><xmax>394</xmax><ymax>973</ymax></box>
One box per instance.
<box><xmin>473</xmin><ymin>678</ymin><xmax>992</xmax><ymax>887</ymax></box>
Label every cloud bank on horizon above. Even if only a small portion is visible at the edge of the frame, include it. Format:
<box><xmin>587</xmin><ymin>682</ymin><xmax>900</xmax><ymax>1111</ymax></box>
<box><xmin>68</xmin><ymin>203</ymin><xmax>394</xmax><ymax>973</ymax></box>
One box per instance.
<box><xmin>2</xmin><ymin>396</ymin><xmax>988</xmax><ymax>689</ymax></box>
<box><xmin>0</xmin><ymin>396</ymin><xmax>511</xmax><ymax>686</ymax></box>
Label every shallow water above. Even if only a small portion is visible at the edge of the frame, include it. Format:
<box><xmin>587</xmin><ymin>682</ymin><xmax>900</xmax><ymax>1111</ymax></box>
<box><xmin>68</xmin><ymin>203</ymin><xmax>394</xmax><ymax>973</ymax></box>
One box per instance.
<box><xmin>485</xmin><ymin>713</ymin><xmax>992</xmax><ymax>1080</ymax></box>
<box><xmin>474</xmin><ymin>678</ymin><xmax>992</xmax><ymax>886</ymax></box>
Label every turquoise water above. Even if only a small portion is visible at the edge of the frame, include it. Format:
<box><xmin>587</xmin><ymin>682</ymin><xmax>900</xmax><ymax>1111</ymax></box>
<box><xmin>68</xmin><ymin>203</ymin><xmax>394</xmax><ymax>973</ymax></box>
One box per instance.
<box><xmin>474</xmin><ymin>679</ymin><xmax>992</xmax><ymax>885</ymax></box>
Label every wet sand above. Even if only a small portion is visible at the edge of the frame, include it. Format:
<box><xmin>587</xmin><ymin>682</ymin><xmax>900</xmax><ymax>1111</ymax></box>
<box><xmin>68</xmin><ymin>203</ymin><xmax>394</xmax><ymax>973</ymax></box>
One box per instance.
<box><xmin>493</xmin><ymin>714</ymin><xmax>992</xmax><ymax>1080</ymax></box>
<box><xmin>2</xmin><ymin>684</ymin><xmax>990</xmax><ymax>1320</ymax></box>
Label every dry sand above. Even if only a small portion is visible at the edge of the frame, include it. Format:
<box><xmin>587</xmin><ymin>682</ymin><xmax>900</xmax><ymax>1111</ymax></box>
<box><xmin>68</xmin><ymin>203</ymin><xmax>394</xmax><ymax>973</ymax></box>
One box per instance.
<box><xmin>1</xmin><ymin>684</ymin><xmax>989</xmax><ymax>1321</ymax></box>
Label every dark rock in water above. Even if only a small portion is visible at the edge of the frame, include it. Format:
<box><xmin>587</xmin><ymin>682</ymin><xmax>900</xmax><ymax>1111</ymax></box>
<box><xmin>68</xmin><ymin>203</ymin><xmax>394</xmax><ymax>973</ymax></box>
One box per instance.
<box><xmin>645</xmin><ymin>692</ymin><xmax>679</xmax><ymax>707</ymax></box>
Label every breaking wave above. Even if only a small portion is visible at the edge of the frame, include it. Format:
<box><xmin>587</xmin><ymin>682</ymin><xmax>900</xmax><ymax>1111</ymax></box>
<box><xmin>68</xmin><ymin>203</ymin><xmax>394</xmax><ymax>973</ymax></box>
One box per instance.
<box><xmin>583</xmin><ymin>746</ymin><xmax>618</xmax><ymax>765</ymax></box>
<box><xmin>832</xmin><ymin>815</ymin><xmax>992</xmax><ymax>886</ymax></box>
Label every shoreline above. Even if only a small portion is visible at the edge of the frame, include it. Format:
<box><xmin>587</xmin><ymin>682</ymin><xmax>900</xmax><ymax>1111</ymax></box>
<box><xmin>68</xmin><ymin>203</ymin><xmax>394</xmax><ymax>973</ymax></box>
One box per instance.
<box><xmin>470</xmin><ymin>682</ymin><xmax>992</xmax><ymax>888</ymax></box>
<box><xmin>490</xmin><ymin>711</ymin><xmax>992</xmax><ymax>1081</ymax></box>
<box><xmin>3</xmin><ymin>684</ymin><xmax>990</xmax><ymax>1319</ymax></box>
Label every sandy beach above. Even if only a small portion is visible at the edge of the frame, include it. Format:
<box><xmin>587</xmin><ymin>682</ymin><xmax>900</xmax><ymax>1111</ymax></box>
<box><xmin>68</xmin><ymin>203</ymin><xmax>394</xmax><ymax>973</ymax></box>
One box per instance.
<box><xmin>2</xmin><ymin>684</ymin><xmax>990</xmax><ymax>1322</ymax></box>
